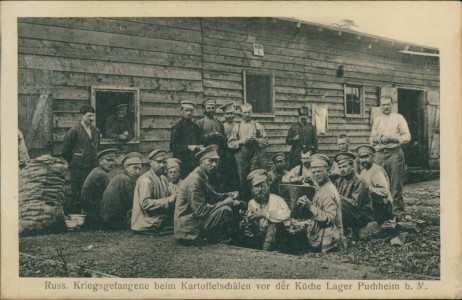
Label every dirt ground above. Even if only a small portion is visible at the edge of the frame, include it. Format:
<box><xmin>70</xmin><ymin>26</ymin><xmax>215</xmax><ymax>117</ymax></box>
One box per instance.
<box><xmin>19</xmin><ymin>179</ymin><xmax>439</xmax><ymax>279</ymax></box>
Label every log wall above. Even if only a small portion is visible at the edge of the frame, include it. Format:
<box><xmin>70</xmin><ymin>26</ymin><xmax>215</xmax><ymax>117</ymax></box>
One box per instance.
<box><xmin>18</xmin><ymin>17</ymin><xmax>440</xmax><ymax>166</ymax></box>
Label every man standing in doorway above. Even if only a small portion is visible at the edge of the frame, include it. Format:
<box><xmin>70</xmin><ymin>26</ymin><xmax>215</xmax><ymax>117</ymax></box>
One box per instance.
<box><xmin>170</xmin><ymin>101</ymin><xmax>204</xmax><ymax>179</ymax></box>
<box><xmin>228</xmin><ymin>103</ymin><xmax>268</xmax><ymax>201</ymax></box>
<box><xmin>369</xmin><ymin>96</ymin><xmax>411</xmax><ymax>214</ymax></box>
<box><xmin>62</xmin><ymin>105</ymin><xmax>100</xmax><ymax>214</ymax></box>
<box><xmin>286</xmin><ymin>106</ymin><xmax>318</xmax><ymax>169</ymax></box>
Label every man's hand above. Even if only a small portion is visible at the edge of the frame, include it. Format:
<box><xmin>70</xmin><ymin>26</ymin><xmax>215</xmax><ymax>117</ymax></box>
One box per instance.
<box><xmin>221</xmin><ymin>197</ymin><xmax>235</xmax><ymax>206</ymax></box>
<box><xmin>118</xmin><ymin>134</ymin><xmax>129</xmax><ymax>141</ymax></box>
<box><xmin>227</xmin><ymin>191</ymin><xmax>239</xmax><ymax>199</ymax></box>
<box><xmin>248</xmin><ymin>211</ymin><xmax>268</xmax><ymax>220</ymax></box>
<box><xmin>168</xmin><ymin>195</ymin><xmax>176</xmax><ymax>204</ymax></box>
<box><xmin>290</xmin><ymin>176</ymin><xmax>303</xmax><ymax>184</ymax></box>
<box><xmin>293</xmin><ymin>134</ymin><xmax>300</xmax><ymax>141</ymax></box>
<box><xmin>297</xmin><ymin>195</ymin><xmax>312</xmax><ymax>208</ymax></box>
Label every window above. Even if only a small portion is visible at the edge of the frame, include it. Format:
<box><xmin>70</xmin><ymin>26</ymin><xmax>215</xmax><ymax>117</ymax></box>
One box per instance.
<box><xmin>91</xmin><ymin>86</ymin><xmax>140</xmax><ymax>144</ymax></box>
<box><xmin>243</xmin><ymin>71</ymin><xmax>274</xmax><ymax>115</ymax></box>
<box><xmin>344</xmin><ymin>84</ymin><xmax>365</xmax><ymax>117</ymax></box>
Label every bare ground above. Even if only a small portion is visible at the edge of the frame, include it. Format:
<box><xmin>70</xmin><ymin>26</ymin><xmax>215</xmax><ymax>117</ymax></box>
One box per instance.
<box><xmin>19</xmin><ymin>180</ymin><xmax>439</xmax><ymax>279</ymax></box>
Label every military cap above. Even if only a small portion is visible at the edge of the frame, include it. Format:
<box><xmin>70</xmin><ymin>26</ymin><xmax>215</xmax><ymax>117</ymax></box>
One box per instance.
<box><xmin>247</xmin><ymin>169</ymin><xmax>269</xmax><ymax>186</ymax></box>
<box><xmin>166</xmin><ymin>158</ymin><xmax>181</xmax><ymax>170</ymax></box>
<box><xmin>196</xmin><ymin>144</ymin><xmax>220</xmax><ymax>160</ymax></box>
<box><xmin>180</xmin><ymin>101</ymin><xmax>196</xmax><ymax>109</ymax></box>
<box><xmin>114</xmin><ymin>104</ymin><xmax>128</xmax><ymax>112</ymax></box>
<box><xmin>271</xmin><ymin>152</ymin><xmax>286</xmax><ymax>163</ymax></box>
<box><xmin>309</xmin><ymin>154</ymin><xmax>331</xmax><ymax>168</ymax></box>
<box><xmin>148</xmin><ymin>149</ymin><xmax>169</xmax><ymax>161</ymax></box>
<box><xmin>203</xmin><ymin>98</ymin><xmax>217</xmax><ymax>107</ymax></box>
<box><xmin>334</xmin><ymin>151</ymin><xmax>357</xmax><ymax>164</ymax></box>
<box><xmin>215</xmin><ymin>107</ymin><xmax>224</xmax><ymax>115</ymax></box>
<box><xmin>220</xmin><ymin>102</ymin><xmax>235</xmax><ymax>113</ymax></box>
<box><xmin>121</xmin><ymin>152</ymin><xmax>143</xmax><ymax>165</ymax></box>
<box><xmin>356</xmin><ymin>144</ymin><xmax>376</xmax><ymax>156</ymax></box>
<box><xmin>97</xmin><ymin>148</ymin><xmax>117</xmax><ymax>160</ymax></box>
<box><xmin>297</xmin><ymin>106</ymin><xmax>309</xmax><ymax>116</ymax></box>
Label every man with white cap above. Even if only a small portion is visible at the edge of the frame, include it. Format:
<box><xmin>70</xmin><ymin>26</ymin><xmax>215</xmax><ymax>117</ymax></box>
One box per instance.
<box><xmin>174</xmin><ymin>145</ymin><xmax>240</xmax><ymax>244</ymax></box>
<box><xmin>101</xmin><ymin>152</ymin><xmax>143</xmax><ymax>229</ymax></box>
<box><xmin>369</xmin><ymin>96</ymin><xmax>411</xmax><ymax>214</ymax></box>
<box><xmin>105</xmin><ymin>103</ymin><xmax>133</xmax><ymax>142</ymax></box>
<box><xmin>356</xmin><ymin>145</ymin><xmax>393</xmax><ymax>225</ymax></box>
<box><xmin>286</xmin><ymin>106</ymin><xmax>318</xmax><ymax>169</ymax></box>
<box><xmin>219</xmin><ymin>102</ymin><xmax>240</xmax><ymax>192</ymax></box>
<box><xmin>333</xmin><ymin>151</ymin><xmax>373</xmax><ymax>240</ymax></box>
<box><xmin>81</xmin><ymin>148</ymin><xmax>117</xmax><ymax>227</ymax></box>
<box><xmin>166</xmin><ymin>158</ymin><xmax>183</xmax><ymax>196</ymax></box>
<box><xmin>131</xmin><ymin>149</ymin><xmax>176</xmax><ymax>233</ymax></box>
<box><xmin>228</xmin><ymin>103</ymin><xmax>268</xmax><ymax>200</ymax></box>
<box><xmin>170</xmin><ymin>101</ymin><xmax>204</xmax><ymax>179</ymax></box>
<box><xmin>296</xmin><ymin>154</ymin><xmax>343</xmax><ymax>253</ymax></box>
<box><xmin>268</xmin><ymin>153</ymin><xmax>288</xmax><ymax>196</ymax></box>
<box><xmin>242</xmin><ymin>169</ymin><xmax>291</xmax><ymax>251</ymax></box>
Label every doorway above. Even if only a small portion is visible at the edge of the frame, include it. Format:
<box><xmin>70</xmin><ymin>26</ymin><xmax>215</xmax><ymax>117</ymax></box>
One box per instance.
<box><xmin>397</xmin><ymin>89</ymin><xmax>426</xmax><ymax>168</ymax></box>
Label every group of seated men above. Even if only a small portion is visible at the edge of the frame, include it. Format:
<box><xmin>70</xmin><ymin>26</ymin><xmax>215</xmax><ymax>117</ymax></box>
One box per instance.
<box><xmin>80</xmin><ymin>135</ymin><xmax>394</xmax><ymax>253</ymax></box>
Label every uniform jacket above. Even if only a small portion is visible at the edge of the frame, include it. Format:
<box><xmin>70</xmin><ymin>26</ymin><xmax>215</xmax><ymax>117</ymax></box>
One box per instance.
<box><xmin>286</xmin><ymin>122</ymin><xmax>318</xmax><ymax>167</ymax></box>
<box><xmin>335</xmin><ymin>173</ymin><xmax>372</xmax><ymax>210</ymax></box>
<box><xmin>81</xmin><ymin>166</ymin><xmax>111</xmax><ymax>218</ymax></box>
<box><xmin>62</xmin><ymin>122</ymin><xmax>100</xmax><ymax>169</ymax></box>
<box><xmin>360</xmin><ymin>163</ymin><xmax>393</xmax><ymax>203</ymax></box>
<box><xmin>170</xmin><ymin>118</ymin><xmax>203</xmax><ymax>173</ymax></box>
<box><xmin>104</xmin><ymin>115</ymin><xmax>133</xmax><ymax>140</ymax></box>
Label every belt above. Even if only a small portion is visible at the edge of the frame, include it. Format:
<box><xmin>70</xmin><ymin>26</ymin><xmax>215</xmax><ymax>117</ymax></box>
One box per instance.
<box><xmin>378</xmin><ymin>145</ymin><xmax>401</xmax><ymax>153</ymax></box>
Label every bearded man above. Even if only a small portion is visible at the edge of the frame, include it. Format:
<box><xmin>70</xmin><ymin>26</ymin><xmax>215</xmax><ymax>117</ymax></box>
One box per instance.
<box><xmin>267</xmin><ymin>153</ymin><xmax>288</xmax><ymax>196</ymax></box>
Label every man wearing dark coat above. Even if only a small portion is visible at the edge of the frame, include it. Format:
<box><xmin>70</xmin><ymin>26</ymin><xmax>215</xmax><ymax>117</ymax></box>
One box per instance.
<box><xmin>333</xmin><ymin>152</ymin><xmax>374</xmax><ymax>241</ymax></box>
<box><xmin>267</xmin><ymin>153</ymin><xmax>288</xmax><ymax>196</ymax></box>
<box><xmin>219</xmin><ymin>102</ymin><xmax>240</xmax><ymax>192</ymax></box>
<box><xmin>174</xmin><ymin>145</ymin><xmax>239</xmax><ymax>244</ymax></box>
<box><xmin>81</xmin><ymin>148</ymin><xmax>117</xmax><ymax>227</ymax></box>
<box><xmin>101</xmin><ymin>152</ymin><xmax>143</xmax><ymax>230</ymax></box>
<box><xmin>104</xmin><ymin>103</ymin><xmax>133</xmax><ymax>142</ymax></box>
<box><xmin>286</xmin><ymin>106</ymin><xmax>318</xmax><ymax>169</ymax></box>
<box><xmin>62</xmin><ymin>105</ymin><xmax>100</xmax><ymax>213</ymax></box>
<box><xmin>170</xmin><ymin>101</ymin><xmax>204</xmax><ymax>179</ymax></box>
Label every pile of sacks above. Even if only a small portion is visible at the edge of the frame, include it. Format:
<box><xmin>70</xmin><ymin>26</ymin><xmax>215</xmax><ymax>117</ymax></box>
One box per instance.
<box><xmin>19</xmin><ymin>155</ymin><xmax>68</xmax><ymax>236</ymax></box>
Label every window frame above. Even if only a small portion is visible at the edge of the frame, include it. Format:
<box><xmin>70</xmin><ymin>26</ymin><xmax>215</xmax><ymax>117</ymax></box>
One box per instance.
<box><xmin>344</xmin><ymin>83</ymin><xmax>365</xmax><ymax>118</ymax></box>
<box><xmin>91</xmin><ymin>85</ymin><xmax>141</xmax><ymax>145</ymax></box>
<box><xmin>243</xmin><ymin>70</ymin><xmax>275</xmax><ymax>117</ymax></box>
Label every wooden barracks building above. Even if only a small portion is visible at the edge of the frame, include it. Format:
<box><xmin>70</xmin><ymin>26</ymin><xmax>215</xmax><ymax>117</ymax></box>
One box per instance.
<box><xmin>18</xmin><ymin>17</ymin><xmax>440</xmax><ymax>171</ymax></box>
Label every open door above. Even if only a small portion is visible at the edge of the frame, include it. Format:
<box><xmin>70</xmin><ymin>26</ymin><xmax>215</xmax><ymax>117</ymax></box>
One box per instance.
<box><xmin>426</xmin><ymin>89</ymin><xmax>440</xmax><ymax>169</ymax></box>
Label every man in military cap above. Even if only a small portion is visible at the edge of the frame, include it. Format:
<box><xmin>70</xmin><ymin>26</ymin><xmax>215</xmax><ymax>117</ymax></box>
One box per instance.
<box><xmin>267</xmin><ymin>153</ymin><xmax>288</xmax><ymax>196</ymax></box>
<box><xmin>197</xmin><ymin>98</ymin><xmax>227</xmax><ymax>191</ymax></box>
<box><xmin>219</xmin><ymin>102</ymin><xmax>240</xmax><ymax>192</ymax></box>
<box><xmin>81</xmin><ymin>148</ymin><xmax>117</xmax><ymax>227</ymax></box>
<box><xmin>166</xmin><ymin>158</ymin><xmax>183</xmax><ymax>196</ymax></box>
<box><xmin>62</xmin><ymin>104</ymin><xmax>100</xmax><ymax>214</ymax></box>
<box><xmin>282</xmin><ymin>149</ymin><xmax>315</xmax><ymax>186</ymax></box>
<box><xmin>101</xmin><ymin>152</ymin><xmax>143</xmax><ymax>230</ymax></box>
<box><xmin>286</xmin><ymin>106</ymin><xmax>318</xmax><ymax>169</ymax></box>
<box><xmin>131</xmin><ymin>149</ymin><xmax>176</xmax><ymax>234</ymax></box>
<box><xmin>170</xmin><ymin>101</ymin><xmax>204</xmax><ymax>179</ymax></box>
<box><xmin>241</xmin><ymin>169</ymin><xmax>291</xmax><ymax>251</ymax></box>
<box><xmin>296</xmin><ymin>154</ymin><xmax>343</xmax><ymax>253</ymax></box>
<box><xmin>174</xmin><ymin>145</ymin><xmax>240</xmax><ymax>244</ymax></box>
<box><xmin>228</xmin><ymin>103</ymin><xmax>268</xmax><ymax>201</ymax></box>
<box><xmin>333</xmin><ymin>151</ymin><xmax>373</xmax><ymax>241</ymax></box>
<box><xmin>330</xmin><ymin>134</ymin><xmax>361</xmax><ymax>180</ymax></box>
<box><xmin>356</xmin><ymin>145</ymin><xmax>393</xmax><ymax>225</ymax></box>
<box><xmin>105</xmin><ymin>103</ymin><xmax>133</xmax><ymax>142</ymax></box>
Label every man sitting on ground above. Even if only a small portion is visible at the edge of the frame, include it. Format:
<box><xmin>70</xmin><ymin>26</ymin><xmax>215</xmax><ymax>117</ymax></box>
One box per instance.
<box><xmin>174</xmin><ymin>145</ymin><xmax>240</xmax><ymax>244</ymax></box>
<box><xmin>296</xmin><ymin>154</ymin><xmax>343</xmax><ymax>253</ymax></box>
<box><xmin>101</xmin><ymin>152</ymin><xmax>143</xmax><ymax>230</ymax></box>
<box><xmin>267</xmin><ymin>153</ymin><xmax>288</xmax><ymax>196</ymax></box>
<box><xmin>81</xmin><ymin>148</ymin><xmax>117</xmax><ymax>227</ymax></box>
<box><xmin>131</xmin><ymin>149</ymin><xmax>176</xmax><ymax>234</ymax></box>
<box><xmin>282</xmin><ymin>149</ymin><xmax>315</xmax><ymax>186</ymax></box>
<box><xmin>241</xmin><ymin>169</ymin><xmax>291</xmax><ymax>251</ymax></box>
<box><xmin>333</xmin><ymin>152</ymin><xmax>373</xmax><ymax>241</ymax></box>
<box><xmin>356</xmin><ymin>145</ymin><xmax>393</xmax><ymax>225</ymax></box>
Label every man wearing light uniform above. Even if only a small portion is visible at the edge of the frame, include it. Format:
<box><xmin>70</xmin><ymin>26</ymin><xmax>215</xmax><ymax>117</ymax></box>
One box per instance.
<box><xmin>166</xmin><ymin>158</ymin><xmax>183</xmax><ymax>197</ymax></box>
<box><xmin>282</xmin><ymin>149</ymin><xmax>314</xmax><ymax>186</ymax></box>
<box><xmin>131</xmin><ymin>149</ymin><xmax>176</xmax><ymax>233</ymax></box>
<box><xmin>170</xmin><ymin>101</ymin><xmax>204</xmax><ymax>179</ymax></box>
<box><xmin>369</xmin><ymin>96</ymin><xmax>411</xmax><ymax>214</ymax></box>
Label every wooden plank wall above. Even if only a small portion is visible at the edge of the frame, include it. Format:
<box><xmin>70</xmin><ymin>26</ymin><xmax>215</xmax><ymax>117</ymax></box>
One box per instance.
<box><xmin>18</xmin><ymin>17</ymin><xmax>440</xmax><ymax>165</ymax></box>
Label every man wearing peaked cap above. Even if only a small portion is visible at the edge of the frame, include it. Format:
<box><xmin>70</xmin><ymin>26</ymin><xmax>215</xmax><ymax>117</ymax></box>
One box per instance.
<box><xmin>166</xmin><ymin>158</ymin><xmax>183</xmax><ymax>196</ymax></box>
<box><xmin>356</xmin><ymin>144</ymin><xmax>393</xmax><ymax>225</ymax></box>
<box><xmin>242</xmin><ymin>169</ymin><xmax>291</xmax><ymax>251</ymax></box>
<box><xmin>219</xmin><ymin>101</ymin><xmax>240</xmax><ymax>192</ymax></box>
<box><xmin>286</xmin><ymin>106</ymin><xmax>318</xmax><ymax>169</ymax></box>
<box><xmin>101</xmin><ymin>152</ymin><xmax>143</xmax><ymax>230</ymax></box>
<box><xmin>170</xmin><ymin>100</ymin><xmax>203</xmax><ymax>179</ymax></box>
<box><xmin>196</xmin><ymin>98</ymin><xmax>226</xmax><ymax>191</ymax></box>
<box><xmin>267</xmin><ymin>153</ymin><xmax>288</xmax><ymax>196</ymax></box>
<box><xmin>81</xmin><ymin>148</ymin><xmax>117</xmax><ymax>227</ymax></box>
<box><xmin>295</xmin><ymin>153</ymin><xmax>344</xmax><ymax>253</ymax></box>
<box><xmin>105</xmin><ymin>102</ymin><xmax>133</xmax><ymax>142</ymax></box>
<box><xmin>330</xmin><ymin>135</ymin><xmax>361</xmax><ymax>181</ymax></box>
<box><xmin>131</xmin><ymin>149</ymin><xmax>176</xmax><ymax>233</ymax></box>
<box><xmin>175</xmin><ymin>144</ymin><xmax>241</xmax><ymax>244</ymax></box>
<box><xmin>333</xmin><ymin>151</ymin><xmax>373</xmax><ymax>241</ymax></box>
